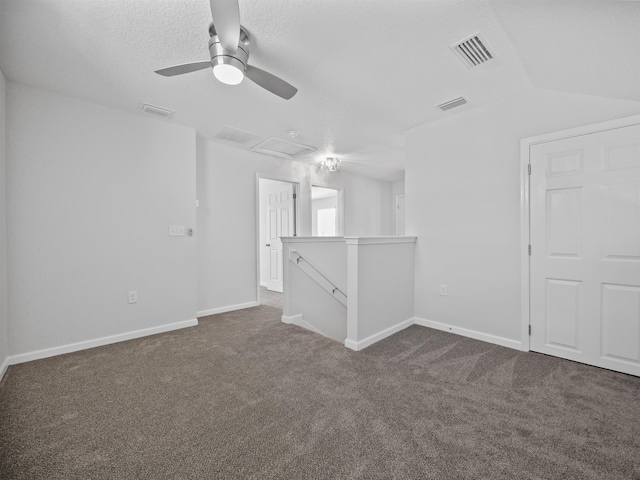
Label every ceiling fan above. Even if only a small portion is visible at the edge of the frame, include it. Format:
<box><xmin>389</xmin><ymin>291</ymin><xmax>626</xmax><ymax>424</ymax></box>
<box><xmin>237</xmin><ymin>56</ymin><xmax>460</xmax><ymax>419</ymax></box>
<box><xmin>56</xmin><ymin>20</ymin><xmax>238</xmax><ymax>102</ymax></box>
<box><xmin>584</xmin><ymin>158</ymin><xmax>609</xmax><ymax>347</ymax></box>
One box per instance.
<box><xmin>155</xmin><ymin>0</ymin><xmax>297</xmax><ymax>100</ymax></box>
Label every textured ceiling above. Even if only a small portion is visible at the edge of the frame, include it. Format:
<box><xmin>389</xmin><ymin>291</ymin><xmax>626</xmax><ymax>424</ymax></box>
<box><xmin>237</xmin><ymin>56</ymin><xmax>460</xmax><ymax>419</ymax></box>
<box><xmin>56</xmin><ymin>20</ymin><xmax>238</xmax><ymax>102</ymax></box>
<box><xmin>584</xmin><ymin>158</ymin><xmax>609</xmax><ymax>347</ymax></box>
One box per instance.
<box><xmin>1</xmin><ymin>0</ymin><xmax>638</xmax><ymax>181</ymax></box>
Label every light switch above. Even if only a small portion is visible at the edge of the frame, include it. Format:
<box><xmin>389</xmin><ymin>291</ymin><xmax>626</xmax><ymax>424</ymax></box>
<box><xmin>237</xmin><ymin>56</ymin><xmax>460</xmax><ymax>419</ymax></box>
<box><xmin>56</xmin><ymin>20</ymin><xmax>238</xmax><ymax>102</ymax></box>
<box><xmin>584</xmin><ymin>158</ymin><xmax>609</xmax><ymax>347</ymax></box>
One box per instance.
<box><xmin>169</xmin><ymin>225</ymin><xmax>185</xmax><ymax>236</ymax></box>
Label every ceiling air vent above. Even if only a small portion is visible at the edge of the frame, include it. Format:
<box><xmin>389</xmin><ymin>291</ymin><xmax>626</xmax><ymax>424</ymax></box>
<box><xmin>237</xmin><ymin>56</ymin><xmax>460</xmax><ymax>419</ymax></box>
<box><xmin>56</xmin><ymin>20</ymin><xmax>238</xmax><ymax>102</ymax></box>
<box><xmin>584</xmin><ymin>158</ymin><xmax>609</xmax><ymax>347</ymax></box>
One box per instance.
<box><xmin>141</xmin><ymin>103</ymin><xmax>174</xmax><ymax>118</ymax></box>
<box><xmin>213</xmin><ymin>126</ymin><xmax>262</xmax><ymax>146</ymax></box>
<box><xmin>436</xmin><ymin>96</ymin><xmax>468</xmax><ymax>112</ymax></box>
<box><xmin>451</xmin><ymin>33</ymin><xmax>496</xmax><ymax>68</ymax></box>
<box><xmin>251</xmin><ymin>137</ymin><xmax>317</xmax><ymax>159</ymax></box>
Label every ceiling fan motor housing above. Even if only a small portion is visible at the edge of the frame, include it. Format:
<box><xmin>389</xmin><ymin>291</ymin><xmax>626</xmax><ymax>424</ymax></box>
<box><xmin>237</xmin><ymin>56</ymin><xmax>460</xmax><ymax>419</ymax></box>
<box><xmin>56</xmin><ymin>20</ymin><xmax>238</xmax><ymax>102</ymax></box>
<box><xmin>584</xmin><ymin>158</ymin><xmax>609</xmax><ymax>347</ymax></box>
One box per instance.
<box><xmin>208</xmin><ymin>25</ymin><xmax>250</xmax><ymax>73</ymax></box>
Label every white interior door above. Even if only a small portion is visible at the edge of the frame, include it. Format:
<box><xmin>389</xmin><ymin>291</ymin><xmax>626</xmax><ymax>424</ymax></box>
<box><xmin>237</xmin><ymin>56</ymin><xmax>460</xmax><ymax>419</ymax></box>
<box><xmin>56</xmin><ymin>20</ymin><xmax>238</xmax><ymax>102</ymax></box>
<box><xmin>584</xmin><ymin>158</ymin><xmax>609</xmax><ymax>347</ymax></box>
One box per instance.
<box><xmin>266</xmin><ymin>182</ymin><xmax>295</xmax><ymax>293</ymax></box>
<box><xmin>396</xmin><ymin>195</ymin><xmax>405</xmax><ymax>236</ymax></box>
<box><xmin>530</xmin><ymin>122</ymin><xmax>640</xmax><ymax>376</ymax></box>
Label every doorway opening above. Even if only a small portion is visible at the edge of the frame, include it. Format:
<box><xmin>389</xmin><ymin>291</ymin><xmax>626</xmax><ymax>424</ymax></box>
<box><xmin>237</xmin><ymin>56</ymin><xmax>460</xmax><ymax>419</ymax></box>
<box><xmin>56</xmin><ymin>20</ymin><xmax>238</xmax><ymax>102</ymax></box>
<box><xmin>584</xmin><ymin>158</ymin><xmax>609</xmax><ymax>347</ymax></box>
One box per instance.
<box><xmin>311</xmin><ymin>185</ymin><xmax>344</xmax><ymax>237</ymax></box>
<box><xmin>257</xmin><ymin>176</ymin><xmax>300</xmax><ymax>308</ymax></box>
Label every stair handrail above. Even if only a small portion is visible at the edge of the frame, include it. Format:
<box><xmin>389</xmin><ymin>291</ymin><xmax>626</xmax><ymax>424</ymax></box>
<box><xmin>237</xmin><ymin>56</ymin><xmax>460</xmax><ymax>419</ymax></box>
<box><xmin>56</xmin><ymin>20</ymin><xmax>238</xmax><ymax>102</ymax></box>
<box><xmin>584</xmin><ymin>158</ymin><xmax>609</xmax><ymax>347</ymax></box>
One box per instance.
<box><xmin>289</xmin><ymin>250</ymin><xmax>347</xmax><ymax>305</ymax></box>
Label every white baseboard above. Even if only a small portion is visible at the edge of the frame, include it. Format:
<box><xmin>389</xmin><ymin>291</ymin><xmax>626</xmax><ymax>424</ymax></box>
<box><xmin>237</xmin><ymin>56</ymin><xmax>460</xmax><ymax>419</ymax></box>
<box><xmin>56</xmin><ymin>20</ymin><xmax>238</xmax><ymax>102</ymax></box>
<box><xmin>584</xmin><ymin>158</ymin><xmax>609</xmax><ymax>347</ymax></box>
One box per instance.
<box><xmin>281</xmin><ymin>313</ymin><xmax>302</xmax><ymax>324</ymax></box>
<box><xmin>345</xmin><ymin>317</ymin><xmax>414</xmax><ymax>351</ymax></box>
<box><xmin>197</xmin><ymin>301</ymin><xmax>258</xmax><ymax>317</ymax></box>
<box><xmin>413</xmin><ymin>317</ymin><xmax>521</xmax><ymax>350</ymax></box>
<box><xmin>0</xmin><ymin>356</ymin><xmax>9</xmax><ymax>382</ymax></box>
<box><xmin>281</xmin><ymin>314</ymin><xmax>333</xmax><ymax>340</ymax></box>
<box><xmin>7</xmin><ymin>318</ymin><xmax>198</xmax><ymax>366</ymax></box>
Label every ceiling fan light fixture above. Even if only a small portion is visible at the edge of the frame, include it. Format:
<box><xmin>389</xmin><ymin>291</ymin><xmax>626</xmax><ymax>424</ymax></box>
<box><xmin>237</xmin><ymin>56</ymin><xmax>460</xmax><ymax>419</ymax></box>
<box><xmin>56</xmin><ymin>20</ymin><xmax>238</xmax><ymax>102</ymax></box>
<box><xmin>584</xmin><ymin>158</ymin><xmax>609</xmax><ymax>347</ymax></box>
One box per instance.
<box><xmin>212</xmin><ymin>57</ymin><xmax>245</xmax><ymax>85</ymax></box>
<box><xmin>213</xmin><ymin>64</ymin><xmax>244</xmax><ymax>85</ymax></box>
<box><xmin>155</xmin><ymin>3</ymin><xmax>298</xmax><ymax>99</ymax></box>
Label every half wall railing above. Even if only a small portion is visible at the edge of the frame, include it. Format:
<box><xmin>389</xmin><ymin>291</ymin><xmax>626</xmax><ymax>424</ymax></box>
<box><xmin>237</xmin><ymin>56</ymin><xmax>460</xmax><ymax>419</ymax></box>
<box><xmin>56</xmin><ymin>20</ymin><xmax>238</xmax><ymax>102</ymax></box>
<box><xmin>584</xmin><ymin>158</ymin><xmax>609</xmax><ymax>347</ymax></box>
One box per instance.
<box><xmin>281</xmin><ymin>236</ymin><xmax>417</xmax><ymax>351</ymax></box>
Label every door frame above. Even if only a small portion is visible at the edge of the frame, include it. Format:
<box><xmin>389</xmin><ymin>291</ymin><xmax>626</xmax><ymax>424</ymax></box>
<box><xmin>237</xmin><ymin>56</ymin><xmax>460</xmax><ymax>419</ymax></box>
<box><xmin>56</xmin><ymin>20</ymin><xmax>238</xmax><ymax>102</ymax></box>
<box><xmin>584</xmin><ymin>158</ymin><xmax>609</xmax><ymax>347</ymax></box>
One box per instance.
<box><xmin>256</xmin><ymin>174</ymin><xmax>301</xmax><ymax>305</ymax></box>
<box><xmin>310</xmin><ymin>183</ymin><xmax>344</xmax><ymax>236</ymax></box>
<box><xmin>395</xmin><ymin>194</ymin><xmax>405</xmax><ymax>236</ymax></box>
<box><xmin>519</xmin><ymin>113</ymin><xmax>640</xmax><ymax>352</ymax></box>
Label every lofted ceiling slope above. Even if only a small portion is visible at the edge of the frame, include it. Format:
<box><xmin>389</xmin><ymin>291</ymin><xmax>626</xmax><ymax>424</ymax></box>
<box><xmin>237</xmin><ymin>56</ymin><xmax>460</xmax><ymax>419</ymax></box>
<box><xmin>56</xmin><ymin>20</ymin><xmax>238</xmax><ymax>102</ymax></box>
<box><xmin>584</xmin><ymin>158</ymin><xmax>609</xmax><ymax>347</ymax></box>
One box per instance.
<box><xmin>0</xmin><ymin>0</ymin><xmax>638</xmax><ymax>181</ymax></box>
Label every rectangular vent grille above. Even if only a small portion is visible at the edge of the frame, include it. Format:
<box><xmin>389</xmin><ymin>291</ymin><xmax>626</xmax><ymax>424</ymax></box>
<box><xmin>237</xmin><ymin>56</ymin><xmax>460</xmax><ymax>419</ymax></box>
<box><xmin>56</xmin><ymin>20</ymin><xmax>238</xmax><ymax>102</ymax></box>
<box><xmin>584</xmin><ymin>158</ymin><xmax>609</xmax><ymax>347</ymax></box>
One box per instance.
<box><xmin>251</xmin><ymin>137</ymin><xmax>317</xmax><ymax>159</ymax></box>
<box><xmin>141</xmin><ymin>103</ymin><xmax>174</xmax><ymax>118</ymax></box>
<box><xmin>213</xmin><ymin>126</ymin><xmax>262</xmax><ymax>146</ymax></box>
<box><xmin>436</xmin><ymin>96</ymin><xmax>468</xmax><ymax>112</ymax></box>
<box><xmin>451</xmin><ymin>33</ymin><xmax>495</xmax><ymax>68</ymax></box>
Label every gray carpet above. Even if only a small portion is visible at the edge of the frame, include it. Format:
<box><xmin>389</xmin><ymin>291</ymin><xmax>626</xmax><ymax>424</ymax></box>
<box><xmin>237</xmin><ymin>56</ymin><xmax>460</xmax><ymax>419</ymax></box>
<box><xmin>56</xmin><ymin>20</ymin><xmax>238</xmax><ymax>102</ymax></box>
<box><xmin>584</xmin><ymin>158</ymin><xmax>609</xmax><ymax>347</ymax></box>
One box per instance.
<box><xmin>259</xmin><ymin>286</ymin><xmax>283</xmax><ymax>309</ymax></box>
<box><xmin>1</xmin><ymin>305</ymin><xmax>639</xmax><ymax>479</ymax></box>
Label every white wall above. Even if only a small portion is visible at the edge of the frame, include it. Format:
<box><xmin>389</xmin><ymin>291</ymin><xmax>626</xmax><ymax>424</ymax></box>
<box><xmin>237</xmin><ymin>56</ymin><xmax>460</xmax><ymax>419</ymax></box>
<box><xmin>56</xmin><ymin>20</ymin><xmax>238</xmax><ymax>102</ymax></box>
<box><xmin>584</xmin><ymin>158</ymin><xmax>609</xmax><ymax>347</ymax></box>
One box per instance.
<box><xmin>0</xmin><ymin>69</ymin><xmax>8</xmax><ymax>374</ymax></box>
<box><xmin>282</xmin><ymin>238</ymin><xmax>348</xmax><ymax>342</ymax></box>
<box><xmin>392</xmin><ymin>180</ymin><xmax>405</xmax><ymax>199</ymax></box>
<box><xmin>197</xmin><ymin>138</ymin><xmax>393</xmax><ymax>313</ymax></box>
<box><xmin>406</xmin><ymin>88</ymin><xmax>640</xmax><ymax>344</ymax></box>
<box><xmin>6</xmin><ymin>83</ymin><xmax>197</xmax><ymax>357</ymax></box>
<box><xmin>345</xmin><ymin>237</ymin><xmax>416</xmax><ymax>350</ymax></box>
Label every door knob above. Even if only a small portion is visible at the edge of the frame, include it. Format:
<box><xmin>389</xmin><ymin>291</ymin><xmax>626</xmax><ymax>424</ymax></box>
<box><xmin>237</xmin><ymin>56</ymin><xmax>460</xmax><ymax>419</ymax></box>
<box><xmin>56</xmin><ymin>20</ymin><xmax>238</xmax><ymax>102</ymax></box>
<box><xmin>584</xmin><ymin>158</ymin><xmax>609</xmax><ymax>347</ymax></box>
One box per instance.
<box><xmin>265</xmin><ymin>243</ymin><xmax>271</xmax><ymax>247</ymax></box>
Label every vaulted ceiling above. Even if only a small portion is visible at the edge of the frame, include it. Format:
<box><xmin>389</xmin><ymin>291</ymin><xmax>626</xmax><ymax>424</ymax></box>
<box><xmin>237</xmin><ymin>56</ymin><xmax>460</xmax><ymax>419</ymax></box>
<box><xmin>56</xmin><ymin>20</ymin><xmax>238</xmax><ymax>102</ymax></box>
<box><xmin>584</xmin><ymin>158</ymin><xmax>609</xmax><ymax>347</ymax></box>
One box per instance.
<box><xmin>1</xmin><ymin>0</ymin><xmax>638</xmax><ymax>181</ymax></box>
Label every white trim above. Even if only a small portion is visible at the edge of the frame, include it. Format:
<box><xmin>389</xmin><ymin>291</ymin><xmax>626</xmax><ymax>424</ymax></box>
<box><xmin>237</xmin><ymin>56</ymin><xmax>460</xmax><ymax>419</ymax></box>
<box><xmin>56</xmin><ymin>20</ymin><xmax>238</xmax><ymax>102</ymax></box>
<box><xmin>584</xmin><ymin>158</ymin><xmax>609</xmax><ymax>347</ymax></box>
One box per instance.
<box><xmin>519</xmin><ymin>114</ymin><xmax>640</xmax><ymax>351</ymax></box>
<box><xmin>414</xmin><ymin>317</ymin><xmax>522</xmax><ymax>351</ymax></box>
<box><xmin>345</xmin><ymin>317</ymin><xmax>414</xmax><ymax>351</ymax></box>
<box><xmin>395</xmin><ymin>194</ymin><xmax>406</xmax><ymax>236</ymax></box>
<box><xmin>346</xmin><ymin>241</ymin><xmax>359</xmax><ymax>343</ymax></box>
<box><xmin>260</xmin><ymin>281</ymin><xmax>268</xmax><ymax>288</ymax></box>
<box><xmin>281</xmin><ymin>313</ymin><xmax>303</xmax><ymax>324</ymax></box>
<box><xmin>282</xmin><ymin>236</ymin><xmax>418</xmax><ymax>245</ymax></box>
<box><xmin>520</xmin><ymin>138</ymin><xmax>531</xmax><ymax>352</ymax></box>
<box><xmin>521</xmin><ymin>113</ymin><xmax>640</xmax><ymax>147</ymax></box>
<box><xmin>197</xmin><ymin>301</ymin><xmax>258</xmax><ymax>317</ymax></box>
<box><xmin>281</xmin><ymin>236</ymin><xmax>345</xmax><ymax>243</ymax></box>
<box><xmin>344</xmin><ymin>236</ymin><xmax>417</xmax><ymax>245</ymax></box>
<box><xmin>281</xmin><ymin>313</ymin><xmax>330</xmax><ymax>339</ymax></box>
<box><xmin>284</xmin><ymin>314</ymin><xmax>523</xmax><ymax>352</ymax></box>
<box><xmin>7</xmin><ymin>319</ymin><xmax>198</xmax><ymax>366</ymax></box>
<box><xmin>0</xmin><ymin>356</ymin><xmax>9</xmax><ymax>381</ymax></box>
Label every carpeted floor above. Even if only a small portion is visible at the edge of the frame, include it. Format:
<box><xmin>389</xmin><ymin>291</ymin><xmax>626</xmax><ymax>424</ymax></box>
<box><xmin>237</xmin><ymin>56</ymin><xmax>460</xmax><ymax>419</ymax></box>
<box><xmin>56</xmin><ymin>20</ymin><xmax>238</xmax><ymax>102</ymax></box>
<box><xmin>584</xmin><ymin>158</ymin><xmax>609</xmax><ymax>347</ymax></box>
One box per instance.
<box><xmin>1</xmin><ymin>305</ymin><xmax>639</xmax><ymax>479</ymax></box>
<box><xmin>259</xmin><ymin>286</ymin><xmax>283</xmax><ymax>309</ymax></box>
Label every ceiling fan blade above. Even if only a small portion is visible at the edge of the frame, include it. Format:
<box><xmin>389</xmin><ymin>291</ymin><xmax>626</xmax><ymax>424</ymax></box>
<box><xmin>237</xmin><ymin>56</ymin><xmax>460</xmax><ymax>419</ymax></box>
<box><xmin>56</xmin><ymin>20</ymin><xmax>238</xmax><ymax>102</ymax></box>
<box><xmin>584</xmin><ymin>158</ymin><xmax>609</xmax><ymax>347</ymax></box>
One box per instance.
<box><xmin>155</xmin><ymin>61</ymin><xmax>212</xmax><ymax>77</ymax></box>
<box><xmin>210</xmin><ymin>0</ymin><xmax>240</xmax><ymax>53</ymax></box>
<box><xmin>245</xmin><ymin>65</ymin><xmax>298</xmax><ymax>100</ymax></box>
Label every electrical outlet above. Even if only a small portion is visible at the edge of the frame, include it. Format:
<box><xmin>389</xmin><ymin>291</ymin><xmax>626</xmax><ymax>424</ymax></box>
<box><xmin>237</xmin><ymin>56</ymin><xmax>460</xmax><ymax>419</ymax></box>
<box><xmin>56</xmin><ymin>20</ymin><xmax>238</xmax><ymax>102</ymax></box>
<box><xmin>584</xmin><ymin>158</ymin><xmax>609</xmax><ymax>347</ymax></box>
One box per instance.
<box><xmin>439</xmin><ymin>284</ymin><xmax>448</xmax><ymax>296</ymax></box>
<box><xmin>128</xmin><ymin>291</ymin><xmax>137</xmax><ymax>304</ymax></box>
